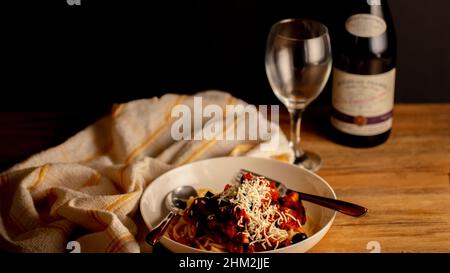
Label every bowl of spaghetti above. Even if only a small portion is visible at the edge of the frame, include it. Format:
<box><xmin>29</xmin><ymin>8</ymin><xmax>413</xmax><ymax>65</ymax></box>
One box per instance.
<box><xmin>140</xmin><ymin>156</ymin><xmax>336</xmax><ymax>253</ymax></box>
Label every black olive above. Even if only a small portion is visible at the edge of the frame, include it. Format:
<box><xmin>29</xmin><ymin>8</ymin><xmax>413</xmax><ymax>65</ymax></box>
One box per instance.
<box><xmin>205</xmin><ymin>191</ymin><xmax>214</xmax><ymax>198</ymax></box>
<box><xmin>240</xmin><ymin>176</ymin><xmax>246</xmax><ymax>184</ymax></box>
<box><xmin>292</xmin><ymin>233</ymin><xmax>308</xmax><ymax>244</ymax></box>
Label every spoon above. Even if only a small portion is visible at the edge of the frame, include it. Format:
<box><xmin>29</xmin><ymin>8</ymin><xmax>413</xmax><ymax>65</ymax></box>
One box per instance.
<box><xmin>146</xmin><ymin>185</ymin><xmax>198</xmax><ymax>246</ymax></box>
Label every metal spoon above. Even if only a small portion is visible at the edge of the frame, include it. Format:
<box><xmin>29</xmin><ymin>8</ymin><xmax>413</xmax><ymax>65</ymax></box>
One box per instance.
<box><xmin>146</xmin><ymin>185</ymin><xmax>198</xmax><ymax>246</ymax></box>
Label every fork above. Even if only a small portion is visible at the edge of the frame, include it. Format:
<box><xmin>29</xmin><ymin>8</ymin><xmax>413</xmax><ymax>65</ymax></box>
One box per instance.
<box><xmin>235</xmin><ymin>169</ymin><xmax>368</xmax><ymax>217</ymax></box>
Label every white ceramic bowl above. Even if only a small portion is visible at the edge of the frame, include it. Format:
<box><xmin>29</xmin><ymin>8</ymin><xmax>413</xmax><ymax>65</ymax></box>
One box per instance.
<box><xmin>140</xmin><ymin>156</ymin><xmax>336</xmax><ymax>253</ymax></box>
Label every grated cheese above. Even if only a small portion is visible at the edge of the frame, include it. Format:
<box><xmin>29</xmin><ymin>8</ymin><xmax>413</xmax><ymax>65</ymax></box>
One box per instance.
<box><xmin>219</xmin><ymin>174</ymin><xmax>298</xmax><ymax>249</ymax></box>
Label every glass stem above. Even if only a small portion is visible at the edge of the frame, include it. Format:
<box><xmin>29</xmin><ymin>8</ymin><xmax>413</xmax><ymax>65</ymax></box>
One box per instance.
<box><xmin>288</xmin><ymin>108</ymin><xmax>305</xmax><ymax>160</ymax></box>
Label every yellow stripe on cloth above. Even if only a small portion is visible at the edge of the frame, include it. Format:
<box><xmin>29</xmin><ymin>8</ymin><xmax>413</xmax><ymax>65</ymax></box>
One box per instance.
<box><xmin>107</xmin><ymin>233</ymin><xmax>135</xmax><ymax>253</ymax></box>
<box><xmin>80</xmin><ymin>172</ymin><xmax>102</xmax><ymax>188</ymax></box>
<box><xmin>119</xmin><ymin>165</ymin><xmax>128</xmax><ymax>190</ymax></box>
<box><xmin>228</xmin><ymin>144</ymin><xmax>256</xmax><ymax>156</ymax></box>
<box><xmin>178</xmin><ymin>96</ymin><xmax>238</xmax><ymax>165</ymax></box>
<box><xmin>112</xmin><ymin>103</ymin><xmax>125</xmax><ymax>118</ymax></box>
<box><xmin>270</xmin><ymin>153</ymin><xmax>291</xmax><ymax>163</ymax></box>
<box><xmin>105</xmin><ymin>192</ymin><xmax>138</xmax><ymax>212</ymax></box>
<box><xmin>28</xmin><ymin>164</ymin><xmax>50</xmax><ymax>190</ymax></box>
<box><xmin>125</xmin><ymin>95</ymin><xmax>188</xmax><ymax>164</ymax></box>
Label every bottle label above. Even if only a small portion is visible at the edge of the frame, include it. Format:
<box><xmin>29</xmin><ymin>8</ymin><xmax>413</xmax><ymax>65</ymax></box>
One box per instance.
<box><xmin>331</xmin><ymin>68</ymin><xmax>396</xmax><ymax>136</ymax></box>
<box><xmin>345</xmin><ymin>14</ymin><xmax>387</xmax><ymax>38</ymax></box>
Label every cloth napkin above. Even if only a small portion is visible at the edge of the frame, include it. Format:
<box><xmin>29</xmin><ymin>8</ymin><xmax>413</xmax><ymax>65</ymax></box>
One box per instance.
<box><xmin>0</xmin><ymin>90</ymin><xmax>293</xmax><ymax>253</ymax></box>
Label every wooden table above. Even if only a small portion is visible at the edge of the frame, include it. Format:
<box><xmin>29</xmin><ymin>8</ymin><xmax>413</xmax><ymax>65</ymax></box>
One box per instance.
<box><xmin>1</xmin><ymin>104</ymin><xmax>449</xmax><ymax>252</ymax></box>
<box><xmin>296</xmin><ymin>104</ymin><xmax>450</xmax><ymax>253</ymax></box>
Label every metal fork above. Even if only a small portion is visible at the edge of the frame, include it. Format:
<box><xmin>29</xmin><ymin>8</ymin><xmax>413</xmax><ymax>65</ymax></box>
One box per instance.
<box><xmin>235</xmin><ymin>169</ymin><xmax>368</xmax><ymax>217</ymax></box>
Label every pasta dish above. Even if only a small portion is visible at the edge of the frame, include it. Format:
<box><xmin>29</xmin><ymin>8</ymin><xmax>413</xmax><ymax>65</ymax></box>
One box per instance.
<box><xmin>166</xmin><ymin>172</ymin><xmax>308</xmax><ymax>252</ymax></box>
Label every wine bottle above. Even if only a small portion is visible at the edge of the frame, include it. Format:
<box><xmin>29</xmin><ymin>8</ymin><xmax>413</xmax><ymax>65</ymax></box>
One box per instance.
<box><xmin>330</xmin><ymin>0</ymin><xmax>396</xmax><ymax>147</ymax></box>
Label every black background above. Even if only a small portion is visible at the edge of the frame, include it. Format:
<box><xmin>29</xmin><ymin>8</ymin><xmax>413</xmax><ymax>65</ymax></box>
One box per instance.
<box><xmin>0</xmin><ymin>253</ymin><xmax>445</xmax><ymax>272</ymax></box>
<box><xmin>1</xmin><ymin>0</ymin><xmax>449</xmax><ymax>111</ymax></box>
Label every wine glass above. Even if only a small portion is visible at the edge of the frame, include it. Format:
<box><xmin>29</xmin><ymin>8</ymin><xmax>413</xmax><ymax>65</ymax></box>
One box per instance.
<box><xmin>265</xmin><ymin>18</ymin><xmax>332</xmax><ymax>172</ymax></box>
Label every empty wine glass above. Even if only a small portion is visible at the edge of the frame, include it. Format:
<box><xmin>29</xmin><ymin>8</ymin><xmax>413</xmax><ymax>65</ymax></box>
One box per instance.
<box><xmin>265</xmin><ymin>18</ymin><xmax>332</xmax><ymax>172</ymax></box>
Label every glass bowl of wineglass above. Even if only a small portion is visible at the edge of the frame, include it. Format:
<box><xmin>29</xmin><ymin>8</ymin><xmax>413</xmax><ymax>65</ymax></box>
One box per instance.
<box><xmin>265</xmin><ymin>18</ymin><xmax>332</xmax><ymax>172</ymax></box>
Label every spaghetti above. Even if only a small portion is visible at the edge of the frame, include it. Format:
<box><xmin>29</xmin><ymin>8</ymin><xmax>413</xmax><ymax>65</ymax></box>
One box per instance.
<box><xmin>166</xmin><ymin>172</ymin><xmax>308</xmax><ymax>253</ymax></box>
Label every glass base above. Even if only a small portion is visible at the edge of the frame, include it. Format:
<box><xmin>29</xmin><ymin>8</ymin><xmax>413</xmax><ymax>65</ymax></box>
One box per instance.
<box><xmin>293</xmin><ymin>150</ymin><xmax>322</xmax><ymax>172</ymax></box>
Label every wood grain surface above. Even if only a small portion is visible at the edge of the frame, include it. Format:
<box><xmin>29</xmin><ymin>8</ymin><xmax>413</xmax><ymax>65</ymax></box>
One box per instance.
<box><xmin>293</xmin><ymin>104</ymin><xmax>450</xmax><ymax>253</ymax></box>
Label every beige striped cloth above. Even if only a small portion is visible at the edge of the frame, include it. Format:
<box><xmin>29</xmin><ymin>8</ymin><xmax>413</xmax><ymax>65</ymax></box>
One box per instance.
<box><xmin>0</xmin><ymin>90</ymin><xmax>293</xmax><ymax>253</ymax></box>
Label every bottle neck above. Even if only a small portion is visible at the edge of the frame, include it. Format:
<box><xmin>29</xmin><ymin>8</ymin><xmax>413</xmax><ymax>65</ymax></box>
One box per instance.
<box><xmin>367</xmin><ymin>0</ymin><xmax>392</xmax><ymax>19</ymax></box>
<box><xmin>347</xmin><ymin>0</ymin><xmax>390</xmax><ymax>15</ymax></box>
<box><xmin>370</xmin><ymin>3</ymin><xmax>384</xmax><ymax>18</ymax></box>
